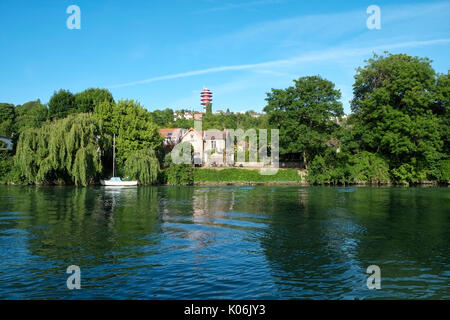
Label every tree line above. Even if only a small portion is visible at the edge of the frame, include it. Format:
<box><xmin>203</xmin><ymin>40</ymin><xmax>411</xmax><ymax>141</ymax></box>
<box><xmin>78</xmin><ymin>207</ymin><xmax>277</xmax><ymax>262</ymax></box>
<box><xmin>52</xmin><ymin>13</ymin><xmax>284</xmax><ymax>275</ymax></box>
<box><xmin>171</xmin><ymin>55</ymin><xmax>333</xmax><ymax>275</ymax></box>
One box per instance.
<box><xmin>0</xmin><ymin>52</ymin><xmax>448</xmax><ymax>185</ymax></box>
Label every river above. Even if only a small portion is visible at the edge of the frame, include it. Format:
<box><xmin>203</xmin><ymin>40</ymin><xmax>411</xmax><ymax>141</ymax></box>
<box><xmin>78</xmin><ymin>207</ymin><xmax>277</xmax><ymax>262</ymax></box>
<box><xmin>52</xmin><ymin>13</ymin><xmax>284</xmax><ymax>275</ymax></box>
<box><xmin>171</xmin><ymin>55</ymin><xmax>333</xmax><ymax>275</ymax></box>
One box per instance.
<box><xmin>0</xmin><ymin>185</ymin><xmax>448</xmax><ymax>299</ymax></box>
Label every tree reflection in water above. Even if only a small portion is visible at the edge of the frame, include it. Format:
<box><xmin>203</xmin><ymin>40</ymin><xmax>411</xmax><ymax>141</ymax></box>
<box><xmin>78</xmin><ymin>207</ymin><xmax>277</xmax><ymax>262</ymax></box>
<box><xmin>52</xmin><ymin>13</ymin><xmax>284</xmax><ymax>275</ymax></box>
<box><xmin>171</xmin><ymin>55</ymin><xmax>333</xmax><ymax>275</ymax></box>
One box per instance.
<box><xmin>0</xmin><ymin>185</ymin><xmax>448</xmax><ymax>299</ymax></box>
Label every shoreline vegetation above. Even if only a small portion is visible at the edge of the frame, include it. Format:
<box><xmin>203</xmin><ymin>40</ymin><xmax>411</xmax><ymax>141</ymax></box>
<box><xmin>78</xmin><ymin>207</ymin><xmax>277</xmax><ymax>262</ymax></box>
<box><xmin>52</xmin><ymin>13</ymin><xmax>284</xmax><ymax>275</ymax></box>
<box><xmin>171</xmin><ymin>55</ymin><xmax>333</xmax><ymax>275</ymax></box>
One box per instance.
<box><xmin>1</xmin><ymin>167</ymin><xmax>448</xmax><ymax>187</ymax></box>
<box><xmin>0</xmin><ymin>52</ymin><xmax>449</xmax><ymax>187</ymax></box>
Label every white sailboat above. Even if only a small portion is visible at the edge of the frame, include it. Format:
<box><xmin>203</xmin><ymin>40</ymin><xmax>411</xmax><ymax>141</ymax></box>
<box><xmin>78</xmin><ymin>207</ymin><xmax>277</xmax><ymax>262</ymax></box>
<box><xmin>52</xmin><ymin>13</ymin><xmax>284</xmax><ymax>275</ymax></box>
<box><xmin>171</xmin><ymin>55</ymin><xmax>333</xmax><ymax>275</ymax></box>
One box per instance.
<box><xmin>100</xmin><ymin>134</ymin><xmax>138</xmax><ymax>186</ymax></box>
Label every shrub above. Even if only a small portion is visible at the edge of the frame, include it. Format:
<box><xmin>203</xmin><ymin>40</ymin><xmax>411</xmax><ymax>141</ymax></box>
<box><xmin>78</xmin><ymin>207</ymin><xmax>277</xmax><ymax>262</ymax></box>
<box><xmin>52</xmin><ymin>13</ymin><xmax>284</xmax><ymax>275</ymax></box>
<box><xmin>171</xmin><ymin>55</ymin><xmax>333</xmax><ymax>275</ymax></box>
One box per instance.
<box><xmin>0</xmin><ymin>156</ymin><xmax>12</xmax><ymax>183</ymax></box>
<box><xmin>349</xmin><ymin>152</ymin><xmax>390</xmax><ymax>184</ymax></box>
<box><xmin>194</xmin><ymin>168</ymin><xmax>301</xmax><ymax>183</ymax></box>
<box><xmin>166</xmin><ymin>163</ymin><xmax>194</xmax><ymax>185</ymax></box>
<box><xmin>391</xmin><ymin>163</ymin><xmax>426</xmax><ymax>184</ymax></box>
<box><xmin>306</xmin><ymin>156</ymin><xmax>330</xmax><ymax>184</ymax></box>
<box><xmin>438</xmin><ymin>159</ymin><xmax>450</xmax><ymax>182</ymax></box>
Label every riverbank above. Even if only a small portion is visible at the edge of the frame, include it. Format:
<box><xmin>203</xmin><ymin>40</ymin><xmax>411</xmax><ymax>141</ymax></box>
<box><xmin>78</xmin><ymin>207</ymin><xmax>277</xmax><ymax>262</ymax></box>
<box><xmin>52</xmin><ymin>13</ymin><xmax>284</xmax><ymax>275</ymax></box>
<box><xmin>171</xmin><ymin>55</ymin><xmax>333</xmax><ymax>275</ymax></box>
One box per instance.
<box><xmin>192</xmin><ymin>168</ymin><xmax>449</xmax><ymax>186</ymax></box>
<box><xmin>2</xmin><ymin>166</ymin><xmax>448</xmax><ymax>186</ymax></box>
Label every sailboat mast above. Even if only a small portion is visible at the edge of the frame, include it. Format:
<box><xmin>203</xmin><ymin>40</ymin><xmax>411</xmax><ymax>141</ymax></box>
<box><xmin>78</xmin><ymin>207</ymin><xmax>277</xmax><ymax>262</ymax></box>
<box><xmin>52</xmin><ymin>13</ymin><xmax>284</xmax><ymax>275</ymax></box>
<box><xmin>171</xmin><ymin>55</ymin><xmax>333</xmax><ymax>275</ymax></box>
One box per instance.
<box><xmin>113</xmin><ymin>134</ymin><xmax>115</xmax><ymax>177</ymax></box>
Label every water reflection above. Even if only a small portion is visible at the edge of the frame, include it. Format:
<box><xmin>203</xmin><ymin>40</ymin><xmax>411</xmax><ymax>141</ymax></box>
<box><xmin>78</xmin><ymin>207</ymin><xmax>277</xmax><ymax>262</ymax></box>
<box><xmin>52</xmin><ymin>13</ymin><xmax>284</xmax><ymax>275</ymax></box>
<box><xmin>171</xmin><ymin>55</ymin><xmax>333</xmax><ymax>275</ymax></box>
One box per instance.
<box><xmin>0</xmin><ymin>185</ymin><xmax>448</xmax><ymax>299</ymax></box>
<box><xmin>253</xmin><ymin>187</ymin><xmax>450</xmax><ymax>299</ymax></box>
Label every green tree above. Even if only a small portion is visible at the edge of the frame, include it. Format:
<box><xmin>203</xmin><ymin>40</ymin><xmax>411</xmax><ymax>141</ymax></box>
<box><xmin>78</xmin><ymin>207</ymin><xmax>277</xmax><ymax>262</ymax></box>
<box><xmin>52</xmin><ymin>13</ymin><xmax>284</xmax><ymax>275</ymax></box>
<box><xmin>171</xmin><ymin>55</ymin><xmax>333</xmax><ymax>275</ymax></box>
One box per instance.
<box><xmin>123</xmin><ymin>148</ymin><xmax>160</xmax><ymax>184</ymax></box>
<box><xmin>0</xmin><ymin>103</ymin><xmax>16</xmax><ymax>137</ymax></box>
<box><xmin>14</xmin><ymin>100</ymin><xmax>48</xmax><ymax>134</ymax></box>
<box><xmin>351</xmin><ymin>53</ymin><xmax>444</xmax><ymax>183</ymax></box>
<box><xmin>205</xmin><ymin>102</ymin><xmax>212</xmax><ymax>114</ymax></box>
<box><xmin>150</xmin><ymin>108</ymin><xmax>174</xmax><ymax>127</ymax></box>
<box><xmin>94</xmin><ymin>100</ymin><xmax>163</xmax><ymax>173</ymax></box>
<box><xmin>14</xmin><ymin>113</ymin><xmax>102</xmax><ymax>186</ymax></box>
<box><xmin>74</xmin><ymin>88</ymin><xmax>114</xmax><ymax>113</ymax></box>
<box><xmin>434</xmin><ymin>72</ymin><xmax>450</xmax><ymax>155</ymax></box>
<box><xmin>48</xmin><ymin>89</ymin><xmax>76</xmax><ymax>120</ymax></box>
<box><xmin>264</xmin><ymin>75</ymin><xmax>343</xmax><ymax>167</ymax></box>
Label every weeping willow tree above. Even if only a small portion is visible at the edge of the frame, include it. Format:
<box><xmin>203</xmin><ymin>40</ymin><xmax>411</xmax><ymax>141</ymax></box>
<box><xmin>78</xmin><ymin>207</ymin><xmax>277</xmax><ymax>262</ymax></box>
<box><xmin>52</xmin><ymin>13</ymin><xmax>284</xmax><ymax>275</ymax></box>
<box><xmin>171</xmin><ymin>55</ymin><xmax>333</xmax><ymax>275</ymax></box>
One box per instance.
<box><xmin>15</xmin><ymin>113</ymin><xmax>102</xmax><ymax>186</ymax></box>
<box><xmin>123</xmin><ymin>148</ymin><xmax>160</xmax><ymax>184</ymax></box>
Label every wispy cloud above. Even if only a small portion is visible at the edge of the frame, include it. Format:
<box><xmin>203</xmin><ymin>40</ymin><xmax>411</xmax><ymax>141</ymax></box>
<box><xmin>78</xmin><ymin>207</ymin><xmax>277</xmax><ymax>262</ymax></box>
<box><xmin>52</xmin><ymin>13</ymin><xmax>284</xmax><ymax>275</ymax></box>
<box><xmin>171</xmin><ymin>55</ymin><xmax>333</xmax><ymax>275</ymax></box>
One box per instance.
<box><xmin>182</xmin><ymin>1</ymin><xmax>450</xmax><ymax>55</ymax></box>
<box><xmin>192</xmin><ymin>0</ymin><xmax>285</xmax><ymax>14</ymax></box>
<box><xmin>108</xmin><ymin>38</ymin><xmax>450</xmax><ymax>89</ymax></box>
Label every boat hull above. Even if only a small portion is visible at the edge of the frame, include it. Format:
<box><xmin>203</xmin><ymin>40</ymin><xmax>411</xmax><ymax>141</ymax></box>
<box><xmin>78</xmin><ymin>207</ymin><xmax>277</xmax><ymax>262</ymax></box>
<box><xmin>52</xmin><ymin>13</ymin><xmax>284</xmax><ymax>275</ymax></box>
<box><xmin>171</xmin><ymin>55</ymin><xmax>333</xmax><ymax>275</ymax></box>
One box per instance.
<box><xmin>100</xmin><ymin>179</ymin><xmax>138</xmax><ymax>186</ymax></box>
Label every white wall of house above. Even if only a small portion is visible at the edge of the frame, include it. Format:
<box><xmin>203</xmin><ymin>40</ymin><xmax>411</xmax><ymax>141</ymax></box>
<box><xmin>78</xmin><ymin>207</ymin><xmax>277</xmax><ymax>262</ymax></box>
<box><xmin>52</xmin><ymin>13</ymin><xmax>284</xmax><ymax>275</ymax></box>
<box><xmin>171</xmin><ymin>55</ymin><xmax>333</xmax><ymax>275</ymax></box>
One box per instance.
<box><xmin>180</xmin><ymin>129</ymin><xmax>203</xmax><ymax>165</ymax></box>
<box><xmin>204</xmin><ymin>138</ymin><xmax>226</xmax><ymax>165</ymax></box>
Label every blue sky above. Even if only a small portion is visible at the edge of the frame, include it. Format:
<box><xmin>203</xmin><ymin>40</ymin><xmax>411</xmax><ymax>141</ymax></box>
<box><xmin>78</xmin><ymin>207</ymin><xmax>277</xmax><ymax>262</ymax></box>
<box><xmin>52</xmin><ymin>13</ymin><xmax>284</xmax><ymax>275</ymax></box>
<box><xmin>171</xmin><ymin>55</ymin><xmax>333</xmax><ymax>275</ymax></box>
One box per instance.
<box><xmin>0</xmin><ymin>0</ymin><xmax>449</xmax><ymax>114</ymax></box>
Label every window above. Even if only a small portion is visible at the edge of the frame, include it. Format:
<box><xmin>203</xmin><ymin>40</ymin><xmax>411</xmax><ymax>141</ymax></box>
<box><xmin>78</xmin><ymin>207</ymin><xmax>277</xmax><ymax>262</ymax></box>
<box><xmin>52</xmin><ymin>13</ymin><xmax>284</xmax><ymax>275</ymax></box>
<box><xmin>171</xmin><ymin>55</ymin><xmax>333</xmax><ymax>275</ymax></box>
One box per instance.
<box><xmin>210</xmin><ymin>136</ymin><xmax>216</xmax><ymax>149</ymax></box>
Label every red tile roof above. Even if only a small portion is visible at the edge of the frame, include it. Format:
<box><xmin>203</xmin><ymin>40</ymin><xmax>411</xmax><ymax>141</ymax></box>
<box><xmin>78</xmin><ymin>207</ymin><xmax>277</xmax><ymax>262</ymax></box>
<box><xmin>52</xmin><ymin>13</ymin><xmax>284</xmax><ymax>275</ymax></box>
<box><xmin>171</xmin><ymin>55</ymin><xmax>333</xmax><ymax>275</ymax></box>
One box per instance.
<box><xmin>159</xmin><ymin>128</ymin><xmax>181</xmax><ymax>138</ymax></box>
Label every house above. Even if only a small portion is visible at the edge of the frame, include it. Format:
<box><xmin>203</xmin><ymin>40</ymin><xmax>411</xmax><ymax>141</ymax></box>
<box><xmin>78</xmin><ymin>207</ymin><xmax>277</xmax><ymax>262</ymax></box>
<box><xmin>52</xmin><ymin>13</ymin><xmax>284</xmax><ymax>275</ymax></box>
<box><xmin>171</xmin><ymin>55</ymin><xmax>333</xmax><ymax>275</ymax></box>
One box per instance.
<box><xmin>159</xmin><ymin>128</ymin><xmax>184</xmax><ymax>148</ymax></box>
<box><xmin>162</xmin><ymin>126</ymin><xmax>280</xmax><ymax>168</ymax></box>
<box><xmin>173</xmin><ymin>111</ymin><xmax>194</xmax><ymax>121</ymax></box>
<box><xmin>179</xmin><ymin>128</ymin><xmax>204</xmax><ymax>165</ymax></box>
<box><xmin>176</xmin><ymin>128</ymin><xmax>234</xmax><ymax>166</ymax></box>
<box><xmin>173</xmin><ymin>111</ymin><xmax>204</xmax><ymax>121</ymax></box>
<box><xmin>203</xmin><ymin>129</ymin><xmax>226</xmax><ymax>166</ymax></box>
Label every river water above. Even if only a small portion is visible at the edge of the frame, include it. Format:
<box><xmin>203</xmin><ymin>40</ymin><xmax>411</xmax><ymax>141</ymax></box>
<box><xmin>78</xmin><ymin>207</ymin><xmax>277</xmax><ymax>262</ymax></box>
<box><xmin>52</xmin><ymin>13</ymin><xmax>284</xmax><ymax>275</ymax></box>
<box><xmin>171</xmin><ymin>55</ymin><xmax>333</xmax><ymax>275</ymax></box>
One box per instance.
<box><xmin>0</xmin><ymin>185</ymin><xmax>448</xmax><ymax>299</ymax></box>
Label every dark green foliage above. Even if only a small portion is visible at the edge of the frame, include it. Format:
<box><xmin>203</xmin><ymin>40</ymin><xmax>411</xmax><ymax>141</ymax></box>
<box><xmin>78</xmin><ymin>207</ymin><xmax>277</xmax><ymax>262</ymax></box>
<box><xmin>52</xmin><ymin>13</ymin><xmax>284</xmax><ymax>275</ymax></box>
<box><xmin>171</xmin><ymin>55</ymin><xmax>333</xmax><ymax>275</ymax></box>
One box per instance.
<box><xmin>0</xmin><ymin>103</ymin><xmax>16</xmax><ymax>137</ymax></box>
<box><xmin>150</xmin><ymin>108</ymin><xmax>174</xmax><ymax>126</ymax></box>
<box><xmin>0</xmin><ymin>151</ymin><xmax>23</xmax><ymax>184</ymax></box>
<box><xmin>14</xmin><ymin>100</ymin><xmax>48</xmax><ymax>134</ymax></box>
<box><xmin>48</xmin><ymin>89</ymin><xmax>76</xmax><ymax>120</ymax></box>
<box><xmin>75</xmin><ymin>88</ymin><xmax>114</xmax><ymax>113</ymax></box>
<box><xmin>0</xmin><ymin>153</ymin><xmax>13</xmax><ymax>183</ymax></box>
<box><xmin>163</xmin><ymin>152</ymin><xmax>194</xmax><ymax>185</ymax></box>
<box><xmin>194</xmin><ymin>168</ymin><xmax>301</xmax><ymax>183</ymax></box>
<box><xmin>390</xmin><ymin>163</ymin><xmax>425</xmax><ymax>185</ymax></box>
<box><xmin>151</xmin><ymin>108</ymin><xmax>268</xmax><ymax>131</ymax></box>
<box><xmin>437</xmin><ymin>159</ymin><xmax>450</xmax><ymax>182</ymax></box>
<box><xmin>351</xmin><ymin>53</ymin><xmax>445</xmax><ymax>184</ymax></box>
<box><xmin>166</xmin><ymin>163</ymin><xmax>194</xmax><ymax>185</ymax></box>
<box><xmin>348</xmin><ymin>152</ymin><xmax>390</xmax><ymax>184</ymax></box>
<box><xmin>306</xmin><ymin>156</ymin><xmax>331</xmax><ymax>184</ymax></box>
<box><xmin>264</xmin><ymin>75</ymin><xmax>343</xmax><ymax>166</ymax></box>
<box><xmin>306</xmin><ymin>157</ymin><xmax>350</xmax><ymax>185</ymax></box>
<box><xmin>94</xmin><ymin>100</ymin><xmax>163</xmax><ymax>168</ymax></box>
<box><xmin>435</xmin><ymin>72</ymin><xmax>450</xmax><ymax>155</ymax></box>
<box><xmin>205</xmin><ymin>102</ymin><xmax>212</xmax><ymax>114</ymax></box>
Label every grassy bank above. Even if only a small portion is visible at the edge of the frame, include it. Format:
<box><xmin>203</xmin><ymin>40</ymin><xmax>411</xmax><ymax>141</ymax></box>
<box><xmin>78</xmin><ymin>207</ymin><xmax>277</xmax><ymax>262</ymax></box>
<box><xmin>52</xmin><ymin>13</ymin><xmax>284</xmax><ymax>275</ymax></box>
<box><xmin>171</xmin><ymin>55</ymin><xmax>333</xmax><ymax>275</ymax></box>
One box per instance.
<box><xmin>193</xmin><ymin>168</ymin><xmax>303</xmax><ymax>185</ymax></box>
